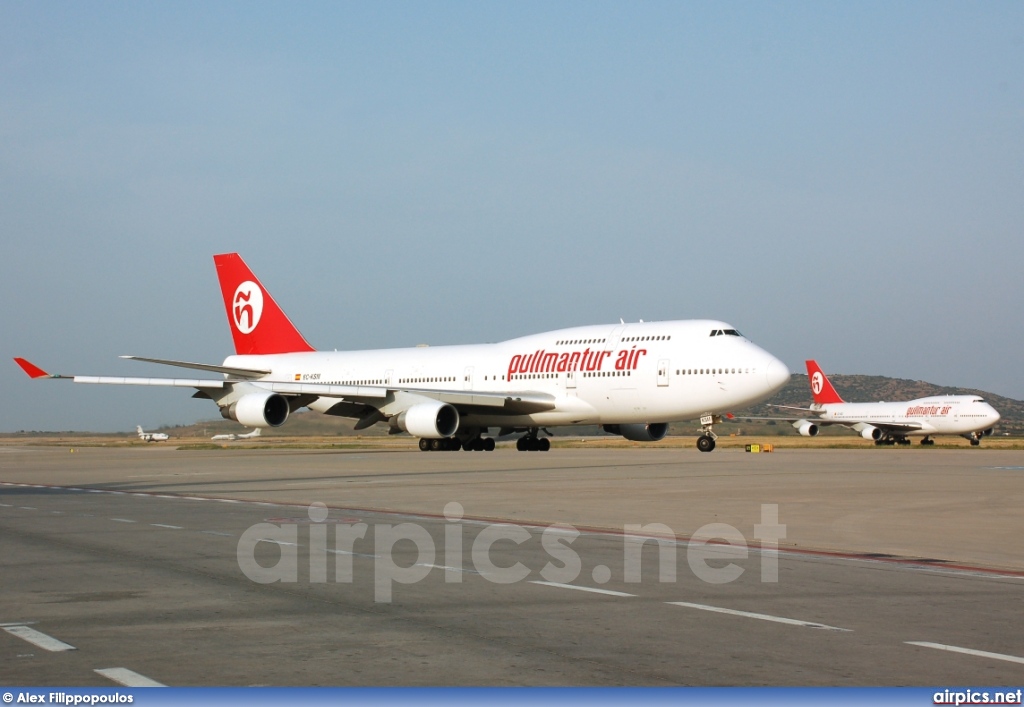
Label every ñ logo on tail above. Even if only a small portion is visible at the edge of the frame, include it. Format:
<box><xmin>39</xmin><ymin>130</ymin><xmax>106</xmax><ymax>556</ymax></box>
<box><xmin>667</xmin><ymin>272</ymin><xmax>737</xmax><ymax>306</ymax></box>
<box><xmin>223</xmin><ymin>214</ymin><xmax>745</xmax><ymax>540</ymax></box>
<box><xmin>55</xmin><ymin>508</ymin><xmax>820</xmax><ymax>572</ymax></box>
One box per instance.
<box><xmin>811</xmin><ymin>372</ymin><xmax>824</xmax><ymax>395</ymax></box>
<box><xmin>233</xmin><ymin>281</ymin><xmax>264</xmax><ymax>334</ymax></box>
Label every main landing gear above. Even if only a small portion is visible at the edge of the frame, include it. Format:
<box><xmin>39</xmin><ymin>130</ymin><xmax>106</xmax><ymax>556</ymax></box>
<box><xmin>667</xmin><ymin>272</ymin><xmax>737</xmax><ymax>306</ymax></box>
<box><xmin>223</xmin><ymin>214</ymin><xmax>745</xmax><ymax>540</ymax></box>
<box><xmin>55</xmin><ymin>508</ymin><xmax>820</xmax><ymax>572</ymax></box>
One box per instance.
<box><xmin>874</xmin><ymin>435</ymin><xmax>911</xmax><ymax>446</ymax></box>
<box><xmin>417</xmin><ymin>436</ymin><xmax>496</xmax><ymax>452</ymax></box>
<box><xmin>920</xmin><ymin>436</ymin><xmax>935</xmax><ymax>446</ymax></box>
<box><xmin>962</xmin><ymin>430</ymin><xmax>987</xmax><ymax>446</ymax></box>
<box><xmin>516</xmin><ymin>429</ymin><xmax>550</xmax><ymax>452</ymax></box>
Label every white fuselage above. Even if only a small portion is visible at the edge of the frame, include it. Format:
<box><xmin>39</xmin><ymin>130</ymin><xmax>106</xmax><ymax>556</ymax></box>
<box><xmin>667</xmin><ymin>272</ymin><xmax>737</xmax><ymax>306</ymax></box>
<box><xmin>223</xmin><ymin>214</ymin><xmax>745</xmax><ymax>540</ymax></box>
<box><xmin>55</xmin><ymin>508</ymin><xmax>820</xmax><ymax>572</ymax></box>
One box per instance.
<box><xmin>815</xmin><ymin>396</ymin><xmax>1001</xmax><ymax>436</ymax></box>
<box><xmin>225</xmin><ymin>320</ymin><xmax>790</xmax><ymax>427</ymax></box>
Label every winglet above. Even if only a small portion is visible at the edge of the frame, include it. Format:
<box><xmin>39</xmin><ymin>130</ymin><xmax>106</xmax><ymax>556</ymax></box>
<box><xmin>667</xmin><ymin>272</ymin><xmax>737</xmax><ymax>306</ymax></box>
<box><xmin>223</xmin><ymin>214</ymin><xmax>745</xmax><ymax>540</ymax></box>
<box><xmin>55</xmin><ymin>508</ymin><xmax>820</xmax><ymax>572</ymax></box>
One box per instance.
<box><xmin>805</xmin><ymin>360</ymin><xmax>844</xmax><ymax>404</ymax></box>
<box><xmin>14</xmin><ymin>357</ymin><xmax>51</xmax><ymax>379</ymax></box>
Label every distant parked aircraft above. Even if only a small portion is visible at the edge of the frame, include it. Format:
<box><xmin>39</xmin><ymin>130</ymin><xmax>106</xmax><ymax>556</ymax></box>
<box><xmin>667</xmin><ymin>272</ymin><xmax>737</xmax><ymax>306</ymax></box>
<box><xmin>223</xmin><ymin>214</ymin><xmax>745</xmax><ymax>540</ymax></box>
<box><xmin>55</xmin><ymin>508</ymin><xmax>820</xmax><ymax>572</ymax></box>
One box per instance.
<box><xmin>137</xmin><ymin>426</ymin><xmax>169</xmax><ymax>442</ymax></box>
<box><xmin>780</xmin><ymin>361</ymin><xmax>1001</xmax><ymax>446</ymax></box>
<box><xmin>211</xmin><ymin>428</ymin><xmax>262</xmax><ymax>441</ymax></box>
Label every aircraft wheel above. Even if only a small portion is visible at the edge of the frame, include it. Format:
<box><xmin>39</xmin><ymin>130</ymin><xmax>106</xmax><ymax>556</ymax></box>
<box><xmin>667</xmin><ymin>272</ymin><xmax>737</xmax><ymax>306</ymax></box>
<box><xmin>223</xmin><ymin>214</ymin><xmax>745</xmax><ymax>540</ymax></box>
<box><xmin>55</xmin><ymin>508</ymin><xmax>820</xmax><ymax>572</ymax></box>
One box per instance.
<box><xmin>419</xmin><ymin>438</ymin><xmax>431</xmax><ymax>452</ymax></box>
<box><xmin>430</xmin><ymin>438</ymin><xmax>444</xmax><ymax>451</ymax></box>
<box><xmin>696</xmin><ymin>435</ymin><xmax>715</xmax><ymax>453</ymax></box>
<box><xmin>484</xmin><ymin>437</ymin><xmax>495</xmax><ymax>451</ymax></box>
<box><xmin>449</xmin><ymin>438</ymin><xmax>462</xmax><ymax>451</ymax></box>
<box><xmin>970</xmin><ymin>439</ymin><xmax>980</xmax><ymax>446</ymax></box>
<box><xmin>516</xmin><ymin>437</ymin><xmax>528</xmax><ymax>452</ymax></box>
<box><xmin>538</xmin><ymin>437</ymin><xmax>550</xmax><ymax>452</ymax></box>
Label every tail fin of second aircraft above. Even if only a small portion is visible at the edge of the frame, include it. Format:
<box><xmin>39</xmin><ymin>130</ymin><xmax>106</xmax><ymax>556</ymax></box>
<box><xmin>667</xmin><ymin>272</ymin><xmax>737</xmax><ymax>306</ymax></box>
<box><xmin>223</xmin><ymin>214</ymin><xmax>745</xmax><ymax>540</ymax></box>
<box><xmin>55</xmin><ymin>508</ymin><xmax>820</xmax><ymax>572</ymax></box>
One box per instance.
<box><xmin>805</xmin><ymin>360</ymin><xmax>845</xmax><ymax>405</ymax></box>
<box><xmin>213</xmin><ymin>253</ymin><xmax>316</xmax><ymax>356</ymax></box>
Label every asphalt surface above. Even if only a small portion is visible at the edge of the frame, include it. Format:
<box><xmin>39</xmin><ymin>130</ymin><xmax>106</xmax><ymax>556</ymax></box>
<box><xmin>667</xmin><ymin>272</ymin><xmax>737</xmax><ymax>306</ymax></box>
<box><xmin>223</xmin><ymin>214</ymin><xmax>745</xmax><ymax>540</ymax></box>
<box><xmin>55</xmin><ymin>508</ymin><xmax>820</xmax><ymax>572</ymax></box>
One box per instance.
<box><xmin>1</xmin><ymin>445</ymin><xmax>1022</xmax><ymax>686</ymax></box>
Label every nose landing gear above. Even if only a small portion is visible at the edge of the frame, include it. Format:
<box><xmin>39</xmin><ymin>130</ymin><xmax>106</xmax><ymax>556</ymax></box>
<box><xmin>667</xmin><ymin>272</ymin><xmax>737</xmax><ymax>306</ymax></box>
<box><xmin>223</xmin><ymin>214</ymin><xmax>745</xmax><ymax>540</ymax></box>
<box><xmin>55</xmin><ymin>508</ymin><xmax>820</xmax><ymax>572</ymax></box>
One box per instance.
<box><xmin>696</xmin><ymin>413</ymin><xmax>721</xmax><ymax>452</ymax></box>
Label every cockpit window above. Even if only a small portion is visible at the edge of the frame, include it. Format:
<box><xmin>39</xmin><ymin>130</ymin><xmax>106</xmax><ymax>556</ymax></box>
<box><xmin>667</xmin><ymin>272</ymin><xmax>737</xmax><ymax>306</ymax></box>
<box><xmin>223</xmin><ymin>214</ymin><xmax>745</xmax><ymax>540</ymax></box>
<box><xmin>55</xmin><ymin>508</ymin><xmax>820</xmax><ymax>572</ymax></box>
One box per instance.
<box><xmin>723</xmin><ymin>329</ymin><xmax>742</xmax><ymax>337</ymax></box>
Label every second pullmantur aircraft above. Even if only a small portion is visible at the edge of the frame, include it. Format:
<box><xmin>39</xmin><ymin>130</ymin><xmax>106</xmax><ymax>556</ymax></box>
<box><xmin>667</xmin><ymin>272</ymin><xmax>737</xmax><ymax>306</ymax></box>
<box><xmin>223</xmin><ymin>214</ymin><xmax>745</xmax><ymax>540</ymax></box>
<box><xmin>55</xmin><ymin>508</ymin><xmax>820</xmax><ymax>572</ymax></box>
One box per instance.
<box><xmin>16</xmin><ymin>253</ymin><xmax>790</xmax><ymax>452</ymax></box>
<box><xmin>781</xmin><ymin>360</ymin><xmax>1000</xmax><ymax>445</ymax></box>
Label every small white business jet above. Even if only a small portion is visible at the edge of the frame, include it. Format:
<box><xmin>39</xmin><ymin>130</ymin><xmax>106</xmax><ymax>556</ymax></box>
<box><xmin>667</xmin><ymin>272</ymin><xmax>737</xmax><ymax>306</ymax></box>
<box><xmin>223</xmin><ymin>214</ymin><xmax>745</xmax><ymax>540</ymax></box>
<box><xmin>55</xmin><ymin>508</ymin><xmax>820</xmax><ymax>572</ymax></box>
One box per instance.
<box><xmin>16</xmin><ymin>253</ymin><xmax>790</xmax><ymax>452</ymax></box>
<box><xmin>136</xmin><ymin>426</ymin><xmax>169</xmax><ymax>442</ymax></box>
<box><xmin>211</xmin><ymin>428</ymin><xmax>262</xmax><ymax>441</ymax></box>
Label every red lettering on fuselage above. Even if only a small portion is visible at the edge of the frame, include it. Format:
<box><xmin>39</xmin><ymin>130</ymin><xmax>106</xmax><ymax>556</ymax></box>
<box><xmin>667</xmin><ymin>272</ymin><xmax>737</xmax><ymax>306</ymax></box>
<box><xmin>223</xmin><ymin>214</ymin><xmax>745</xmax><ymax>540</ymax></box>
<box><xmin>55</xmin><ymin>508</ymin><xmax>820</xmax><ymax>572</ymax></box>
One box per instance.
<box><xmin>507</xmin><ymin>347</ymin><xmax>647</xmax><ymax>381</ymax></box>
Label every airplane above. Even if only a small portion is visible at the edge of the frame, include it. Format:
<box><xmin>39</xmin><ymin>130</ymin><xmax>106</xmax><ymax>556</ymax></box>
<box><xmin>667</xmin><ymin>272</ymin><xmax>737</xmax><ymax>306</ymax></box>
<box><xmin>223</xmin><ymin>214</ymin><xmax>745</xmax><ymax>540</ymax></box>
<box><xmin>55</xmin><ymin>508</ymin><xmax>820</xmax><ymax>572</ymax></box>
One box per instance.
<box><xmin>211</xmin><ymin>428</ymin><xmax>262</xmax><ymax>441</ymax></box>
<box><xmin>781</xmin><ymin>360</ymin><xmax>1001</xmax><ymax>446</ymax></box>
<box><xmin>136</xmin><ymin>425</ymin><xmax>169</xmax><ymax>442</ymax></box>
<box><xmin>14</xmin><ymin>253</ymin><xmax>790</xmax><ymax>453</ymax></box>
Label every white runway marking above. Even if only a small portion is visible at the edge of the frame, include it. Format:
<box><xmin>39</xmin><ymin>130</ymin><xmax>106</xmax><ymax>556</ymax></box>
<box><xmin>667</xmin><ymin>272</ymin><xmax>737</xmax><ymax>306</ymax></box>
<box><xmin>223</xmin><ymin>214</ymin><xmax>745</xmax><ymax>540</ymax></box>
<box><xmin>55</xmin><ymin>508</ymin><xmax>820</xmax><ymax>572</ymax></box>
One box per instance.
<box><xmin>416</xmin><ymin>563</ymin><xmax>483</xmax><ymax>575</ymax></box>
<box><xmin>3</xmin><ymin>625</ymin><xmax>76</xmax><ymax>651</ymax></box>
<box><xmin>0</xmin><ymin>503</ymin><xmax>11</xmax><ymax>507</ymax></box>
<box><xmin>201</xmin><ymin>531</ymin><xmax>233</xmax><ymax>537</ymax></box>
<box><xmin>110</xmin><ymin>518</ymin><xmax>137</xmax><ymax>523</ymax></box>
<box><xmin>150</xmin><ymin>524</ymin><xmax>183</xmax><ymax>530</ymax></box>
<box><xmin>530</xmin><ymin>581</ymin><xmax>636</xmax><ymax>597</ymax></box>
<box><xmin>667</xmin><ymin>601</ymin><xmax>851</xmax><ymax>631</ymax></box>
<box><xmin>328</xmin><ymin>548</ymin><xmax>381</xmax><ymax>559</ymax></box>
<box><xmin>257</xmin><ymin>539</ymin><xmax>299</xmax><ymax>547</ymax></box>
<box><xmin>18</xmin><ymin>506</ymin><xmax>36</xmax><ymax>510</ymax></box>
<box><xmin>94</xmin><ymin>667</ymin><xmax>166</xmax><ymax>687</ymax></box>
<box><xmin>906</xmin><ymin>641</ymin><xmax>1024</xmax><ymax>665</ymax></box>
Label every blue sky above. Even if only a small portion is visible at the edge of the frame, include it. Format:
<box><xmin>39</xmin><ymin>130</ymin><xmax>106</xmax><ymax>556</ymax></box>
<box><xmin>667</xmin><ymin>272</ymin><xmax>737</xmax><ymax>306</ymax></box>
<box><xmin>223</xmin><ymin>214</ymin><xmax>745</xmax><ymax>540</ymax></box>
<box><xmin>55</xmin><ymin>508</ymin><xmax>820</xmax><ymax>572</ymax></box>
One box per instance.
<box><xmin>3</xmin><ymin>1</ymin><xmax>1022</xmax><ymax>432</ymax></box>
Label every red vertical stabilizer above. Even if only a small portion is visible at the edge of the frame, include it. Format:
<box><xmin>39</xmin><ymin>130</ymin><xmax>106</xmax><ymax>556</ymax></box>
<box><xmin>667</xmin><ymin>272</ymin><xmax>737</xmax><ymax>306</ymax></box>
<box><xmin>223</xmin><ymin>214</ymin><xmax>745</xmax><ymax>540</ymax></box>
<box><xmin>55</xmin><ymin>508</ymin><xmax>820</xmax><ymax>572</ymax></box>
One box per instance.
<box><xmin>805</xmin><ymin>360</ymin><xmax>845</xmax><ymax>405</ymax></box>
<box><xmin>213</xmin><ymin>253</ymin><xmax>315</xmax><ymax>355</ymax></box>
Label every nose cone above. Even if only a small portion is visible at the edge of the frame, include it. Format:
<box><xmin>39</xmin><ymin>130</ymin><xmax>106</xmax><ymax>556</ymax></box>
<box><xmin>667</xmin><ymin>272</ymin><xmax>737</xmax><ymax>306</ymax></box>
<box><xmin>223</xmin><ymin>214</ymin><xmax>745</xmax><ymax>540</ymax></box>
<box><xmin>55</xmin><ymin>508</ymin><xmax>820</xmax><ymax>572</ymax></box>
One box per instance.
<box><xmin>765</xmin><ymin>358</ymin><xmax>791</xmax><ymax>394</ymax></box>
<box><xmin>988</xmin><ymin>405</ymin><xmax>1002</xmax><ymax>426</ymax></box>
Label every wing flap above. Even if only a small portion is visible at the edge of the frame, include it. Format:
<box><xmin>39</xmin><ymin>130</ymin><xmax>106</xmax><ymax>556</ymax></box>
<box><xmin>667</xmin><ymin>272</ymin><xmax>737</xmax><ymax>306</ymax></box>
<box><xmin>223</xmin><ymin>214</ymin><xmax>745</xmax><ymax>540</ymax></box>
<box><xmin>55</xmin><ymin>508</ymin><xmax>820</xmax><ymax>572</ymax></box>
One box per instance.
<box><xmin>74</xmin><ymin>376</ymin><xmax>226</xmax><ymax>389</ymax></box>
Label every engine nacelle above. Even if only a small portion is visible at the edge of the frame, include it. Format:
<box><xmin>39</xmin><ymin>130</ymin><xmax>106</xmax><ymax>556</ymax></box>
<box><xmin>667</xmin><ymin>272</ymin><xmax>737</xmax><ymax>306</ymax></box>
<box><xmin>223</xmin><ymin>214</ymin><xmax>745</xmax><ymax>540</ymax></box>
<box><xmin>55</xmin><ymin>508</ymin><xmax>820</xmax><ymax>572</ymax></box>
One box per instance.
<box><xmin>983</xmin><ymin>427</ymin><xmax>994</xmax><ymax>437</ymax></box>
<box><xmin>793</xmin><ymin>420</ymin><xmax>819</xmax><ymax>437</ymax></box>
<box><xmin>394</xmin><ymin>401</ymin><xmax>460</xmax><ymax>439</ymax></box>
<box><xmin>221</xmin><ymin>392</ymin><xmax>290</xmax><ymax>428</ymax></box>
<box><xmin>859</xmin><ymin>425</ymin><xmax>882</xmax><ymax>441</ymax></box>
<box><xmin>602</xmin><ymin>422</ymin><xmax>669</xmax><ymax>442</ymax></box>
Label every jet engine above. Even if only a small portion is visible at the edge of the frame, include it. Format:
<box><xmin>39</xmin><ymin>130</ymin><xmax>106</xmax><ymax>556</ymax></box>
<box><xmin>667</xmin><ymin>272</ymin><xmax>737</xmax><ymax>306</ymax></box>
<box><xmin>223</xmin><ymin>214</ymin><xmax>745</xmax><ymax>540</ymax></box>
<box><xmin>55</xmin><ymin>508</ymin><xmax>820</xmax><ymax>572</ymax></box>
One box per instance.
<box><xmin>602</xmin><ymin>423</ymin><xmax>669</xmax><ymax>442</ymax></box>
<box><xmin>793</xmin><ymin>420</ymin><xmax>819</xmax><ymax>437</ymax></box>
<box><xmin>394</xmin><ymin>401</ymin><xmax>460</xmax><ymax>439</ymax></box>
<box><xmin>221</xmin><ymin>392</ymin><xmax>290</xmax><ymax>428</ymax></box>
<box><xmin>858</xmin><ymin>425</ymin><xmax>882</xmax><ymax>441</ymax></box>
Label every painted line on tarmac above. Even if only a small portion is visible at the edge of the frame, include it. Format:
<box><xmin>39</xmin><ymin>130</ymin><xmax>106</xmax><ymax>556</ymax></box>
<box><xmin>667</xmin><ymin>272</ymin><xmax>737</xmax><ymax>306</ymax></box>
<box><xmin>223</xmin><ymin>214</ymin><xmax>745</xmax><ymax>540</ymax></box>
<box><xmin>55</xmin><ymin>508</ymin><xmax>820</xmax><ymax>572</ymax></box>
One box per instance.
<box><xmin>150</xmin><ymin>523</ymin><xmax>183</xmax><ymax>529</ymax></box>
<box><xmin>667</xmin><ymin>601</ymin><xmax>851</xmax><ymax>631</ymax></box>
<box><xmin>3</xmin><ymin>480</ymin><xmax>1024</xmax><ymax>580</ymax></box>
<box><xmin>3</xmin><ymin>625</ymin><xmax>77</xmax><ymax>651</ymax></box>
<box><xmin>906</xmin><ymin>641</ymin><xmax>1024</xmax><ymax>665</ymax></box>
<box><xmin>530</xmin><ymin>581</ymin><xmax>636</xmax><ymax>598</ymax></box>
<box><xmin>110</xmin><ymin>518</ymin><xmax>137</xmax><ymax>523</ymax></box>
<box><xmin>94</xmin><ymin>667</ymin><xmax>166</xmax><ymax>687</ymax></box>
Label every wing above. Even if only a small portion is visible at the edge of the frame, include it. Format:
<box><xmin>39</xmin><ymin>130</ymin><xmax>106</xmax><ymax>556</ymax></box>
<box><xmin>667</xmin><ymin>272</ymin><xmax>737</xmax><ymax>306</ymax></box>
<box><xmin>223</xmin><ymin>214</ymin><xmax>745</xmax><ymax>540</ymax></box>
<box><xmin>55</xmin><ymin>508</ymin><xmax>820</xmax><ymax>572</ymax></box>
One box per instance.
<box><xmin>14</xmin><ymin>358</ymin><xmax>557</xmax><ymax>417</ymax></box>
<box><xmin>15</xmin><ymin>357</ymin><xmax>225</xmax><ymax>389</ymax></box>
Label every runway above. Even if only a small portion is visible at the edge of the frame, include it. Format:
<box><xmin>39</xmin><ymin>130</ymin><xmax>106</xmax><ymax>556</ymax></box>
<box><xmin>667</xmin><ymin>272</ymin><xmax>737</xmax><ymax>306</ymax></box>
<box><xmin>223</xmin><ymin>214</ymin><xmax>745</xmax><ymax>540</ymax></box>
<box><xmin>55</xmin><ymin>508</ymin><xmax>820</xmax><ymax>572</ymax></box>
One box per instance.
<box><xmin>1</xmin><ymin>445</ymin><xmax>1022</xmax><ymax>686</ymax></box>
